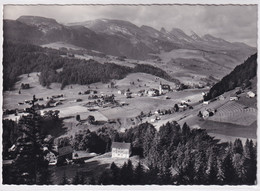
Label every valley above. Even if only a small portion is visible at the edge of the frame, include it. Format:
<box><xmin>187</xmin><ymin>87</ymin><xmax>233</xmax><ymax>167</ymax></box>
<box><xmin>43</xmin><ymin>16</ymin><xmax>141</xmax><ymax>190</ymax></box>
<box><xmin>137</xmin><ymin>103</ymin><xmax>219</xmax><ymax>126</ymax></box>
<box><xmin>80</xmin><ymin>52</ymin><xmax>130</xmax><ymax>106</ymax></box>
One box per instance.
<box><xmin>2</xmin><ymin>13</ymin><xmax>257</xmax><ymax>185</ymax></box>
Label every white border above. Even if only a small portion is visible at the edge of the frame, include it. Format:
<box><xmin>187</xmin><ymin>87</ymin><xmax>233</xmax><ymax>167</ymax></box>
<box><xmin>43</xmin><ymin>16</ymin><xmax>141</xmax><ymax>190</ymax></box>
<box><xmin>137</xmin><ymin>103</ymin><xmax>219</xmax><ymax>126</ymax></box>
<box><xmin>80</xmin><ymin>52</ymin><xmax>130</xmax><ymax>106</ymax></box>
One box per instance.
<box><xmin>0</xmin><ymin>1</ymin><xmax>259</xmax><ymax>191</ymax></box>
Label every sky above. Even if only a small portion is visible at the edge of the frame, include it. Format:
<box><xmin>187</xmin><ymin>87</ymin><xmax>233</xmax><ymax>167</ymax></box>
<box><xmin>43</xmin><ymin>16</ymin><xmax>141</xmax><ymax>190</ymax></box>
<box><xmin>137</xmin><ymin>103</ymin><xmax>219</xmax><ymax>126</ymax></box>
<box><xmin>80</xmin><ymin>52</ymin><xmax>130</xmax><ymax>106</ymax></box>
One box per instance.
<box><xmin>3</xmin><ymin>5</ymin><xmax>258</xmax><ymax>47</ymax></box>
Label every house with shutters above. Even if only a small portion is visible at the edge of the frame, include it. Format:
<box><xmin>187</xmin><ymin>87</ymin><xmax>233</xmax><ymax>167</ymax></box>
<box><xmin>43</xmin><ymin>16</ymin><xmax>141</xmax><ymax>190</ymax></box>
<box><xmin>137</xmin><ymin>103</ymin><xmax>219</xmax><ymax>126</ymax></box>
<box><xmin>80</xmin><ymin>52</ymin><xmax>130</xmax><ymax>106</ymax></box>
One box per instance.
<box><xmin>111</xmin><ymin>142</ymin><xmax>131</xmax><ymax>158</ymax></box>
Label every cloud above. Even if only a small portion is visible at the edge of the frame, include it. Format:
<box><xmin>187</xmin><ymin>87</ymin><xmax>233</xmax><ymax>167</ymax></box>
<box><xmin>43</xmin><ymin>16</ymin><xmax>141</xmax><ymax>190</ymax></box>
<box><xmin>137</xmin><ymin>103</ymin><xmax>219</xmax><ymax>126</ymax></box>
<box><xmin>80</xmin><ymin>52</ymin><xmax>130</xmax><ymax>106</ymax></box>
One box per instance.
<box><xmin>3</xmin><ymin>5</ymin><xmax>257</xmax><ymax>47</ymax></box>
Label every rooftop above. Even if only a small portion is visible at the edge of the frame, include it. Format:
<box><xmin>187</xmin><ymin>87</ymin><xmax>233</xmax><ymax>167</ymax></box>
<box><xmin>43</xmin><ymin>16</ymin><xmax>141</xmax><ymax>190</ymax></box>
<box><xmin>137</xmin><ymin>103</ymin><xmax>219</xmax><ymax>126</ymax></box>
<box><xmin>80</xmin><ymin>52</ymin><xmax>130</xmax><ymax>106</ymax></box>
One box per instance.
<box><xmin>111</xmin><ymin>142</ymin><xmax>131</xmax><ymax>150</ymax></box>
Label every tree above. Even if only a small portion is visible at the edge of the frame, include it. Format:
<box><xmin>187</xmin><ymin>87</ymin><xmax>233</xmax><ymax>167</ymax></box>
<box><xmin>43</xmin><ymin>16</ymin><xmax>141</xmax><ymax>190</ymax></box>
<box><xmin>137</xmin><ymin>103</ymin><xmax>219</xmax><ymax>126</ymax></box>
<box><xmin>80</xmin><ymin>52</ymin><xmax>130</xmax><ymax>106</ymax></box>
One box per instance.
<box><xmin>10</xmin><ymin>104</ymin><xmax>52</xmax><ymax>185</ymax></box>
<box><xmin>222</xmin><ymin>152</ymin><xmax>236</xmax><ymax>185</ymax></box>
<box><xmin>243</xmin><ymin>139</ymin><xmax>257</xmax><ymax>184</ymax></box>
<box><xmin>60</xmin><ymin>172</ymin><xmax>69</xmax><ymax>185</ymax></box>
<box><xmin>98</xmin><ymin>171</ymin><xmax>112</xmax><ymax>185</ymax></box>
<box><xmin>76</xmin><ymin>114</ymin><xmax>81</xmax><ymax>121</ymax></box>
<box><xmin>72</xmin><ymin>171</ymin><xmax>80</xmax><ymax>185</ymax></box>
<box><xmin>233</xmin><ymin>139</ymin><xmax>243</xmax><ymax>154</ymax></box>
<box><xmin>110</xmin><ymin>162</ymin><xmax>120</xmax><ymax>185</ymax></box>
<box><xmin>174</xmin><ymin>104</ymin><xmax>179</xmax><ymax>112</ymax></box>
<box><xmin>134</xmin><ymin>162</ymin><xmax>145</xmax><ymax>185</ymax></box>
<box><xmin>87</xmin><ymin>115</ymin><xmax>95</xmax><ymax>124</ymax></box>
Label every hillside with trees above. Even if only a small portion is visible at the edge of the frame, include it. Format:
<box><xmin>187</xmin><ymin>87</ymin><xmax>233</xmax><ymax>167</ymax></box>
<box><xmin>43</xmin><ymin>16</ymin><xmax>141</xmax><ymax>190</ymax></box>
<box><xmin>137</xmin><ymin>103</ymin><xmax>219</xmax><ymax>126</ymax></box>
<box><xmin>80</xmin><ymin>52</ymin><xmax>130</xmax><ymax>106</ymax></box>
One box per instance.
<box><xmin>3</xmin><ymin>41</ymin><xmax>179</xmax><ymax>90</ymax></box>
<box><xmin>205</xmin><ymin>53</ymin><xmax>257</xmax><ymax>100</ymax></box>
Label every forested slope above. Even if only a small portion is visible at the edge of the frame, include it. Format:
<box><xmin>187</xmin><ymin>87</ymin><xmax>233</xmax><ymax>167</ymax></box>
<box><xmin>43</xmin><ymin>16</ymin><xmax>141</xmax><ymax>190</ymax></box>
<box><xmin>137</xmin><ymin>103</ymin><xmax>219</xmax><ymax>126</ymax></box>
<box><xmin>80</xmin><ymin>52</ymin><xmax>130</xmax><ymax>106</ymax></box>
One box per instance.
<box><xmin>205</xmin><ymin>53</ymin><xmax>257</xmax><ymax>100</ymax></box>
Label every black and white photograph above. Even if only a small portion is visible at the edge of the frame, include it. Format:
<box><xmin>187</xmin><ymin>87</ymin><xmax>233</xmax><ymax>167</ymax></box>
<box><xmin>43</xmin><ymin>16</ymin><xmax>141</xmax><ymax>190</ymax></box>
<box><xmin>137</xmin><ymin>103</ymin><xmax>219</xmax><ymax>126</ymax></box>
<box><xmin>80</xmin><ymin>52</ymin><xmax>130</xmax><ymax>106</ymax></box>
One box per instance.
<box><xmin>1</xmin><ymin>2</ymin><xmax>258</xmax><ymax>187</ymax></box>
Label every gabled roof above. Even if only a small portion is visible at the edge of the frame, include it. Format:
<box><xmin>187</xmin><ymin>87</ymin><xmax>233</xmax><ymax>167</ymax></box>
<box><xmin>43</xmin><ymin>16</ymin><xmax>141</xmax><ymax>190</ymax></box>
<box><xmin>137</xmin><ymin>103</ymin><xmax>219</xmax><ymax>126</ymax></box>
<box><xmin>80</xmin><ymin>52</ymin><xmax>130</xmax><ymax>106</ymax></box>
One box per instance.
<box><xmin>111</xmin><ymin>142</ymin><xmax>131</xmax><ymax>150</ymax></box>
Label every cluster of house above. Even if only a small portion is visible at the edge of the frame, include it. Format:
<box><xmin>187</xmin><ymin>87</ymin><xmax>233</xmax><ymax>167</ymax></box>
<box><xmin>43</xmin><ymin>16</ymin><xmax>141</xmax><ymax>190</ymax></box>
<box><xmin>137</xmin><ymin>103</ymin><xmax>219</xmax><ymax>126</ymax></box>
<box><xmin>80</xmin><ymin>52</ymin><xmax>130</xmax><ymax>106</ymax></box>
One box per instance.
<box><xmin>117</xmin><ymin>89</ymin><xmax>132</xmax><ymax>98</ymax></box>
<box><xmin>117</xmin><ymin>83</ymin><xmax>171</xmax><ymax>98</ymax></box>
<box><xmin>84</xmin><ymin>94</ymin><xmax>119</xmax><ymax>109</ymax></box>
<box><xmin>78</xmin><ymin>89</ymin><xmax>98</xmax><ymax>95</ymax></box>
<box><xmin>20</xmin><ymin>83</ymin><xmax>30</xmax><ymax>89</ymax></box>
<box><xmin>230</xmin><ymin>90</ymin><xmax>256</xmax><ymax>101</ymax></box>
<box><xmin>148</xmin><ymin>100</ymin><xmax>193</xmax><ymax>123</ymax></box>
<box><xmin>18</xmin><ymin>97</ymin><xmax>44</xmax><ymax>106</ymax></box>
<box><xmin>45</xmin><ymin>141</ymin><xmax>132</xmax><ymax>166</ymax></box>
<box><xmin>201</xmin><ymin>108</ymin><xmax>216</xmax><ymax>118</ymax></box>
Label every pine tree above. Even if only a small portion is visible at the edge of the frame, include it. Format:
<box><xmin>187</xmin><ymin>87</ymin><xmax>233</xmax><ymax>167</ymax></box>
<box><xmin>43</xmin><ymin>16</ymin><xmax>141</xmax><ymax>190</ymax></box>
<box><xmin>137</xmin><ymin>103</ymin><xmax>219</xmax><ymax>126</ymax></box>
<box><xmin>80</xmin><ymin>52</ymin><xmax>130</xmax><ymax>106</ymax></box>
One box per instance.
<box><xmin>243</xmin><ymin>139</ymin><xmax>257</xmax><ymax>184</ymax></box>
<box><xmin>60</xmin><ymin>172</ymin><xmax>69</xmax><ymax>185</ymax></box>
<box><xmin>134</xmin><ymin>162</ymin><xmax>144</xmax><ymax>185</ymax></box>
<box><xmin>233</xmin><ymin>139</ymin><xmax>243</xmax><ymax>154</ymax></box>
<box><xmin>222</xmin><ymin>152</ymin><xmax>236</xmax><ymax>185</ymax></box>
<box><xmin>11</xmin><ymin>100</ymin><xmax>52</xmax><ymax>185</ymax></box>
<box><xmin>110</xmin><ymin>162</ymin><xmax>120</xmax><ymax>185</ymax></box>
<box><xmin>72</xmin><ymin>171</ymin><xmax>80</xmax><ymax>185</ymax></box>
<box><xmin>145</xmin><ymin>165</ymin><xmax>159</xmax><ymax>184</ymax></box>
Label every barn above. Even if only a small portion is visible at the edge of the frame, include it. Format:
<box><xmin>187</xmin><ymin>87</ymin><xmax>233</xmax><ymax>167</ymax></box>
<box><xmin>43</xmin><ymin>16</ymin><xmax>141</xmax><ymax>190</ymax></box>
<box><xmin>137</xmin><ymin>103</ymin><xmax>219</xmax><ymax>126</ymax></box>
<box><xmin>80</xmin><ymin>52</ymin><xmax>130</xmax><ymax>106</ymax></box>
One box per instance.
<box><xmin>111</xmin><ymin>142</ymin><xmax>131</xmax><ymax>158</ymax></box>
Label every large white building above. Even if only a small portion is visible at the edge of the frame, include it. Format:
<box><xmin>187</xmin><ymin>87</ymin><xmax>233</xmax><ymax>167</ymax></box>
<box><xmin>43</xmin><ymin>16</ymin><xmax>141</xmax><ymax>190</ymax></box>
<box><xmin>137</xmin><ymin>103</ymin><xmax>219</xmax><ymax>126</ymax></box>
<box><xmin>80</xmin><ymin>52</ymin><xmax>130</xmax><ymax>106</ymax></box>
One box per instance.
<box><xmin>111</xmin><ymin>142</ymin><xmax>131</xmax><ymax>158</ymax></box>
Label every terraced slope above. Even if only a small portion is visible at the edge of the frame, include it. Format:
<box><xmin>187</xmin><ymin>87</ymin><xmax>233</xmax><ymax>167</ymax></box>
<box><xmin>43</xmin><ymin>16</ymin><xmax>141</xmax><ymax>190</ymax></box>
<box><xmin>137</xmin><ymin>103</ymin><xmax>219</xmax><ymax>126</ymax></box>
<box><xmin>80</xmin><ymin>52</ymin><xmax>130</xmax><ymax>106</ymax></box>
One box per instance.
<box><xmin>209</xmin><ymin>101</ymin><xmax>257</xmax><ymax>126</ymax></box>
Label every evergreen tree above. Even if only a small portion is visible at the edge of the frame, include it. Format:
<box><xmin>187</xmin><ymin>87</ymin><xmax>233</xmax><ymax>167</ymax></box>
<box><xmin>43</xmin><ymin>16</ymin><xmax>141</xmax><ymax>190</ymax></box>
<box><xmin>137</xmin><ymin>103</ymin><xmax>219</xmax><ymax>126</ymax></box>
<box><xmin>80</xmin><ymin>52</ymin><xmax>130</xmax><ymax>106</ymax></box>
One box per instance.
<box><xmin>11</xmin><ymin>102</ymin><xmax>52</xmax><ymax>185</ymax></box>
<box><xmin>98</xmin><ymin>171</ymin><xmax>112</xmax><ymax>185</ymax></box>
<box><xmin>119</xmin><ymin>162</ymin><xmax>128</xmax><ymax>185</ymax></box>
<box><xmin>145</xmin><ymin>165</ymin><xmax>159</xmax><ymax>185</ymax></box>
<box><xmin>134</xmin><ymin>162</ymin><xmax>145</xmax><ymax>185</ymax></box>
<box><xmin>60</xmin><ymin>172</ymin><xmax>69</xmax><ymax>185</ymax></box>
<box><xmin>243</xmin><ymin>139</ymin><xmax>257</xmax><ymax>184</ymax></box>
<box><xmin>222</xmin><ymin>152</ymin><xmax>236</xmax><ymax>185</ymax></box>
<box><xmin>110</xmin><ymin>162</ymin><xmax>120</xmax><ymax>185</ymax></box>
<box><xmin>233</xmin><ymin>139</ymin><xmax>243</xmax><ymax>154</ymax></box>
<box><xmin>72</xmin><ymin>171</ymin><xmax>80</xmax><ymax>185</ymax></box>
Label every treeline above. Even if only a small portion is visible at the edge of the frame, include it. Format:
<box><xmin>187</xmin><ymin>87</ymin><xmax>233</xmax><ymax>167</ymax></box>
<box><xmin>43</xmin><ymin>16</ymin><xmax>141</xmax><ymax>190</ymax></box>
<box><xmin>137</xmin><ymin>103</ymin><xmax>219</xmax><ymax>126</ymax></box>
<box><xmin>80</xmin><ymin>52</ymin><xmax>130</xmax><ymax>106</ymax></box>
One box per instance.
<box><xmin>40</xmin><ymin>61</ymin><xmax>180</xmax><ymax>89</ymax></box>
<box><xmin>3</xmin><ymin>41</ymin><xmax>65</xmax><ymax>90</ymax></box>
<box><xmin>71</xmin><ymin>127</ymin><xmax>120</xmax><ymax>154</ymax></box>
<box><xmin>205</xmin><ymin>53</ymin><xmax>257</xmax><ymax>100</ymax></box>
<box><xmin>3</xmin><ymin>41</ymin><xmax>178</xmax><ymax>90</ymax></box>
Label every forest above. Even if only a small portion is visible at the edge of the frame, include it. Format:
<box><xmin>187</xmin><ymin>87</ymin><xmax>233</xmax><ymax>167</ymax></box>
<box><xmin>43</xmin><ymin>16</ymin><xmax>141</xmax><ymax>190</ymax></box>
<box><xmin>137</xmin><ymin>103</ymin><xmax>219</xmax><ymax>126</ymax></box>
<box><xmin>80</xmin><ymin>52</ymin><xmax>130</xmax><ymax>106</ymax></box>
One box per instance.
<box><xmin>3</xmin><ymin>41</ymin><xmax>179</xmax><ymax>91</ymax></box>
<box><xmin>204</xmin><ymin>53</ymin><xmax>257</xmax><ymax>100</ymax></box>
<box><xmin>3</xmin><ymin>111</ymin><xmax>257</xmax><ymax>185</ymax></box>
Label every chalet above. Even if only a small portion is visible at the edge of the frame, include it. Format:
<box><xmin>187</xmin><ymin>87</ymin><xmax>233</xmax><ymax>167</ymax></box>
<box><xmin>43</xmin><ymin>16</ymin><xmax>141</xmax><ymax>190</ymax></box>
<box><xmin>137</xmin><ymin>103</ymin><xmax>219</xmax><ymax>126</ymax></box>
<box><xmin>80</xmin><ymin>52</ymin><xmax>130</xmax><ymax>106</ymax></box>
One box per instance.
<box><xmin>125</xmin><ymin>92</ymin><xmax>132</xmax><ymax>98</ymax></box>
<box><xmin>247</xmin><ymin>91</ymin><xmax>255</xmax><ymax>98</ymax></box>
<box><xmin>45</xmin><ymin>151</ymin><xmax>57</xmax><ymax>166</ymax></box>
<box><xmin>230</xmin><ymin>95</ymin><xmax>239</xmax><ymax>101</ymax></box>
<box><xmin>202</xmin><ymin>110</ymin><xmax>209</xmax><ymax>118</ymax></box>
<box><xmin>111</xmin><ymin>142</ymin><xmax>131</xmax><ymax>159</ymax></box>
<box><xmin>159</xmin><ymin>84</ymin><xmax>170</xmax><ymax>95</ymax></box>
<box><xmin>118</xmin><ymin>90</ymin><xmax>125</xmax><ymax>95</ymax></box>
<box><xmin>147</xmin><ymin>89</ymin><xmax>159</xmax><ymax>97</ymax></box>
<box><xmin>203</xmin><ymin>101</ymin><xmax>210</xmax><ymax>105</ymax></box>
<box><xmin>150</xmin><ymin>118</ymin><xmax>156</xmax><ymax>123</ymax></box>
<box><xmin>219</xmin><ymin>95</ymin><xmax>225</xmax><ymax>100</ymax></box>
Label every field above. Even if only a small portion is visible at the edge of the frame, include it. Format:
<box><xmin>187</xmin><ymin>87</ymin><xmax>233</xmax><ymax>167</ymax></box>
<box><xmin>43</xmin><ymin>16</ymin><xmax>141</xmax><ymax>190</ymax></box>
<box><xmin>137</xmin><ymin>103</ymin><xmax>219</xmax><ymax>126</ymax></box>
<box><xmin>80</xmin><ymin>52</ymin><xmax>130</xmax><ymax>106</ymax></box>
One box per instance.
<box><xmin>209</xmin><ymin>101</ymin><xmax>257</xmax><ymax>126</ymax></box>
<box><xmin>3</xmin><ymin>64</ymin><xmax>257</xmax><ymax>144</ymax></box>
<box><xmin>49</xmin><ymin>152</ymin><xmax>143</xmax><ymax>184</ymax></box>
<box><xmin>41</xmin><ymin>42</ymin><xmax>84</xmax><ymax>50</ymax></box>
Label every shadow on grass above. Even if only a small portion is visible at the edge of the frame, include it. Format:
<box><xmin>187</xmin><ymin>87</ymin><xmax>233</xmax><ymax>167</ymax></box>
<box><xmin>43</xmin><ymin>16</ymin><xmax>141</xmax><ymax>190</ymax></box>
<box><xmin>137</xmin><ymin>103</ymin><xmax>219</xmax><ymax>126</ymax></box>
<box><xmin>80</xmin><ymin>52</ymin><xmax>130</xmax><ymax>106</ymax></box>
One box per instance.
<box><xmin>50</xmin><ymin>160</ymin><xmax>110</xmax><ymax>184</ymax></box>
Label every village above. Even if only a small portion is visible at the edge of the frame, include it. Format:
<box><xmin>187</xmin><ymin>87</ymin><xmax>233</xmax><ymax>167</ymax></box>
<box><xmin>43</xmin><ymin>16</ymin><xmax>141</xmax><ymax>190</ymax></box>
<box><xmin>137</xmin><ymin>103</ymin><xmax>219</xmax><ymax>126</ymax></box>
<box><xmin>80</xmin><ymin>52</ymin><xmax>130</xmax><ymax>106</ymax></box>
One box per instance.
<box><xmin>3</xmin><ymin>68</ymin><xmax>257</xmax><ymax>177</ymax></box>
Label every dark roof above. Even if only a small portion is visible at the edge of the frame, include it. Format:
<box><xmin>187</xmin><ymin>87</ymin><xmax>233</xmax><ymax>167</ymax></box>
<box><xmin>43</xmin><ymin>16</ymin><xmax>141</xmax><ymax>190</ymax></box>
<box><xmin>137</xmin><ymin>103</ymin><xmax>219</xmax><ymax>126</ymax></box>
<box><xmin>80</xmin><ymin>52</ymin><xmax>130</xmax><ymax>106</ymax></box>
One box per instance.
<box><xmin>58</xmin><ymin>146</ymin><xmax>73</xmax><ymax>156</ymax></box>
<box><xmin>111</xmin><ymin>142</ymin><xmax>131</xmax><ymax>150</ymax></box>
<box><xmin>161</xmin><ymin>84</ymin><xmax>170</xmax><ymax>89</ymax></box>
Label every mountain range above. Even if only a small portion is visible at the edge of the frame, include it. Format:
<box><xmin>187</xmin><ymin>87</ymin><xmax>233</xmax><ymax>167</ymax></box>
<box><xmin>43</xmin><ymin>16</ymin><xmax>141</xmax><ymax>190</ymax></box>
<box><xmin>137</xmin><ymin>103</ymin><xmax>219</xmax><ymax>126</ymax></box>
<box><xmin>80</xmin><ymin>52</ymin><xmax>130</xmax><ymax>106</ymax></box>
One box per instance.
<box><xmin>4</xmin><ymin>15</ymin><xmax>256</xmax><ymax>60</ymax></box>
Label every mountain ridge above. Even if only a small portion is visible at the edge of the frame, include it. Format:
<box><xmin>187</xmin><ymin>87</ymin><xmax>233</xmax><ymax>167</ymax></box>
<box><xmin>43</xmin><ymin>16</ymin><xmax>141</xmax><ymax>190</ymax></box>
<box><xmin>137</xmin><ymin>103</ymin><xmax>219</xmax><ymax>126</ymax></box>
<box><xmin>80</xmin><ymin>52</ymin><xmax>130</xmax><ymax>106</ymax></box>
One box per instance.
<box><xmin>4</xmin><ymin>15</ymin><xmax>256</xmax><ymax>61</ymax></box>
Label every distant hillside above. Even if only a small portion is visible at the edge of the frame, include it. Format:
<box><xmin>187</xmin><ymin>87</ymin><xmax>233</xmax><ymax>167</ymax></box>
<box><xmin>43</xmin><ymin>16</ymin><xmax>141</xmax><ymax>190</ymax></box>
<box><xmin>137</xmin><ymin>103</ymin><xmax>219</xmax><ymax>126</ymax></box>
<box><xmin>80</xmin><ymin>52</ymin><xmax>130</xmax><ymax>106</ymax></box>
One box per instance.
<box><xmin>4</xmin><ymin>16</ymin><xmax>256</xmax><ymax>61</ymax></box>
<box><xmin>3</xmin><ymin>41</ymin><xmax>178</xmax><ymax>90</ymax></box>
<box><xmin>205</xmin><ymin>53</ymin><xmax>257</xmax><ymax>100</ymax></box>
